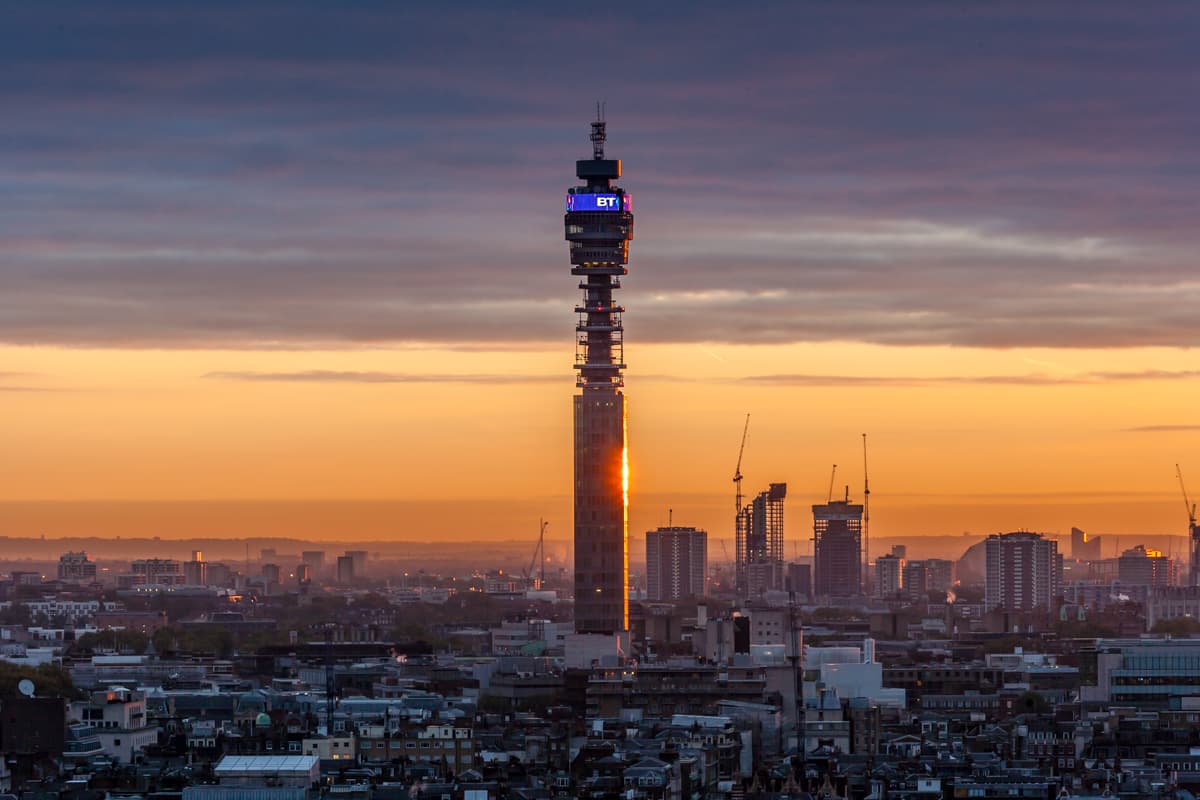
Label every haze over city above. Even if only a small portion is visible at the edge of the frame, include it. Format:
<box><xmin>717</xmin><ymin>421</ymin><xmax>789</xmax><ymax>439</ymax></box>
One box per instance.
<box><xmin>2</xmin><ymin>3</ymin><xmax>1198</xmax><ymax>546</ymax></box>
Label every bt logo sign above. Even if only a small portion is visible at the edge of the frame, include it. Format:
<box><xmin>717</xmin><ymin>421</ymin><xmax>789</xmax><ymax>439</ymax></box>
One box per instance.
<box><xmin>567</xmin><ymin>193</ymin><xmax>624</xmax><ymax>212</ymax></box>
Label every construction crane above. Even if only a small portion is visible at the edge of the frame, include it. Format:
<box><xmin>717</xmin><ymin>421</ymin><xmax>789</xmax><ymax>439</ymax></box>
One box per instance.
<box><xmin>523</xmin><ymin>518</ymin><xmax>549</xmax><ymax>590</ymax></box>
<box><xmin>1178</xmin><ymin>465</ymin><xmax>1198</xmax><ymax>585</ymax></box>
<box><xmin>733</xmin><ymin>414</ymin><xmax>750</xmax><ymax>513</ymax></box>
<box><xmin>863</xmin><ymin>433</ymin><xmax>871</xmax><ymax>584</ymax></box>
<box><xmin>826</xmin><ymin>464</ymin><xmax>838</xmax><ymax>503</ymax></box>
<box><xmin>719</xmin><ymin>539</ymin><xmax>731</xmax><ymax>564</ymax></box>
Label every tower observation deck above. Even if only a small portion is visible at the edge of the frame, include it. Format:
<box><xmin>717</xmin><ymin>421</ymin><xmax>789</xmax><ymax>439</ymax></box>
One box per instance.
<box><xmin>566</xmin><ymin>114</ymin><xmax>634</xmax><ymax>635</ymax></box>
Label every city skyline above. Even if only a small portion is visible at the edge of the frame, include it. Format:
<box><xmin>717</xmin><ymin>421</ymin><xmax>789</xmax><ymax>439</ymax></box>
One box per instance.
<box><xmin>2</xmin><ymin>4</ymin><xmax>1199</xmax><ymax>543</ymax></box>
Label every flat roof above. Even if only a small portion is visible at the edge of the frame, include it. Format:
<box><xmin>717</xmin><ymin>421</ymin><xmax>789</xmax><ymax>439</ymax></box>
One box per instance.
<box><xmin>214</xmin><ymin>755</ymin><xmax>319</xmax><ymax>774</ymax></box>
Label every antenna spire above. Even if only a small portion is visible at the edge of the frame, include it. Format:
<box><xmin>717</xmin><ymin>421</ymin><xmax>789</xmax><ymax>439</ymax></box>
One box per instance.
<box><xmin>590</xmin><ymin>102</ymin><xmax>607</xmax><ymax>159</ymax></box>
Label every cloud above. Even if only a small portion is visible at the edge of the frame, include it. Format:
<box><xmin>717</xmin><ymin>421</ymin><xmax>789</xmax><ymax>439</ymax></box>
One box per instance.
<box><xmin>204</xmin><ymin>370</ymin><xmax>566</xmax><ymax>385</ymax></box>
<box><xmin>0</xmin><ymin>4</ymin><xmax>1198</xmax><ymax>350</ymax></box>
<box><xmin>741</xmin><ymin>369</ymin><xmax>1200</xmax><ymax>387</ymax></box>
<box><xmin>0</xmin><ymin>372</ymin><xmax>53</xmax><ymax>391</ymax></box>
<box><xmin>1125</xmin><ymin>424</ymin><xmax>1200</xmax><ymax>433</ymax></box>
<box><xmin>1093</xmin><ymin>370</ymin><xmax>1200</xmax><ymax>381</ymax></box>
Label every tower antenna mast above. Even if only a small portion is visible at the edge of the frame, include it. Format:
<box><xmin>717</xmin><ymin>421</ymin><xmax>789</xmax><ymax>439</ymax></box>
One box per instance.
<box><xmin>566</xmin><ymin>112</ymin><xmax>634</xmax><ymax>634</ymax></box>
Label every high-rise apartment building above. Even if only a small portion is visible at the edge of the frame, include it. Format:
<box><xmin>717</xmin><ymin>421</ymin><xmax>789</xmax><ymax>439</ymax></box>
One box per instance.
<box><xmin>566</xmin><ymin>115</ymin><xmax>634</xmax><ymax>635</ymax></box>
<box><xmin>345</xmin><ymin>550</ymin><xmax>368</xmax><ymax>577</ymax></box>
<box><xmin>205</xmin><ymin>562</ymin><xmax>232</xmax><ymax>587</ymax></box>
<box><xmin>736</xmin><ymin>483</ymin><xmax>787</xmax><ymax>597</ymax></box>
<box><xmin>183</xmin><ymin>550</ymin><xmax>207</xmax><ymax>585</ymax></box>
<box><xmin>984</xmin><ymin>532</ymin><xmax>1063</xmax><ymax>613</ymax></box>
<box><xmin>926</xmin><ymin>558</ymin><xmax>955</xmax><ymax>593</ymax></box>
<box><xmin>301</xmin><ymin>551</ymin><xmax>326</xmax><ymax>574</ymax></box>
<box><xmin>903</xmin><ymin>558</ymin><xmax>956</xmax><ymax>599</ymax></box>
<box><xmin>645</xmin><ymin>526</ymin><xmax>707</xmax><ymax>601</ymax></box>
<box><xmin>874</xmin><ymin>553</ymin><xmax>902</xmax><ymax>598</ymax></box>
<box><xmin>336</xmin><ymin>555</ymin><xmax>355</xmax><ymax>585</ymax></box>
<box><xmin>813</xmin><ymin>496</ymin><xmax>864</xmax><ymax>597</ymax></box>
<box><xmin>1118</xmin><ymin>545</ymin><xmax>1177</xmax><ymax>587</ymax></box>
<box><xmin>57</xmin><ymin>552</ymin><xmax>97</xmax><ymax>584</ymax></box>
<box><xmin>129</xmin><ymin>558</ymin><xmax>183</xmax><ymax>586</ymax></box>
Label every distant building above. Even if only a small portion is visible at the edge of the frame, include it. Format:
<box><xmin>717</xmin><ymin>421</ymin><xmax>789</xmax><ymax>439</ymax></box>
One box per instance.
<box><xmin>301</xmin><ymin>550</ymin><xmax>325</xmax><ymax>574</ymax></box>
<box><xmin>813</xmin><ymin>496</ymin><xmax>864</xmax><ymax>597</ymax></box>
<box><xmin>123</xmin><ymin>558</ymin><xmax>183</xmax><ymax>587</ymax></box>
<box><xmin>1147</xmin><ymin>585</ymin><xmax>1200</xmax><ymax>628</ymax></box>
<box><xmin>93</xmin><ymin>610</ymin><xmax>169</xmax><ymax>634</ymax></box>
<box><xmin>183</xmin><ymin>551</ymin><xmax>206</xmax><ymax>585</ymax></box>
<box><xmin>875</xmin><ymin>553</ymin><xmax>903</xmax><ymax>598</ymax></box>
<box><xmin>57</xmin><ymin>552</ymin><xmax>97</xmax><ymax>584</ymax></box>
<box><xmin>645</xmin><ymin>526</ymin><xmax>707</xmax><ymax>601</ymax></box>
<box><xmin>345</xmin><ymin>550</ymin><xmax>368</xmax><ymax>577</ymax></box>
<box><xmin>205</xmin><ymin>562</ymin><xmax>232</xmax><ymax>587</ymax></box>
<box><xmin>786</xmin><ymin>562</ymin><xmax>811</xmax><ymax>600</ymax></box>
<box><xmin>588</xmin><ymin>661</ymin><xmax>766</xmax><ymax>718</ymax></box>
<box><xmin>984</xmin><ymin>532</ymin><xmax>1062</xmax><ymax>613</ymax></box>
<box><xmin>903</xmin><ymin>558</ymin><xmax>955</xmax><ymax>599</ymax></box>
<box><xmin>1118</xmin><ymin>545</ymin><xmax>1177</xmax><ymax>587</ymax></box>
<box><xmin>295</xmin><ymin>563</ymin><xmax>311</xmax><ymax>584</ymax></box>
<box><xmin>336</xmin><ymin>555</ymin><xmax>355</xmax><ymax>585</ymax></box>
<box><xmin>736</xmin><ymin>483</ymin><xmax>787</xmax><ymax>597</ymax></box>
<box><xmin>1072</xmin><ymin>526</ymin><xmax>1103</xmax><ymax>561</ymax></box>
<box><xmin>10</xmin><ymin>571</ymin><xmax>42</xmax><ymax>586</ymax></box>
<box><xmin>261</xmin><ymin>563</ymin><xmax>281</xmax><ymax>584</ymax></box>
<box><xmin>926</xmin><ymin>558</ymin><xmax>955</xmax><ymax>592</ymax></box>
<box><xmin>483</xmin><ymin>570</ymin><xmax>521</xmax><ymax>597</ymax></box>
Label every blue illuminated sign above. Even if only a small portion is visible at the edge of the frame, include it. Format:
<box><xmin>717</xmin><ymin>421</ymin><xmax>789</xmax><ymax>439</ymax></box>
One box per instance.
<box><xmin>566</xmin><ymin>193</ymin><xmax>626</xmax><ymax>212</ymax></box>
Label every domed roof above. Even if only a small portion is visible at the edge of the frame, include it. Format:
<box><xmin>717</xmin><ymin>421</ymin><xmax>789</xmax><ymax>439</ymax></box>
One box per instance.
<box><xmin>255</xmin><ymin>712</ymin><xmax>272</xmax><ymax>727</ymax></box>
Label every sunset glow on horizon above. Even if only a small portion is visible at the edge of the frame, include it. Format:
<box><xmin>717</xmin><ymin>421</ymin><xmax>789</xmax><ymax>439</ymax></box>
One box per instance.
<box><xmin>1</xmin><ymin>5</ymin><xmax>1198</xmax><ymax>547</ymax></box>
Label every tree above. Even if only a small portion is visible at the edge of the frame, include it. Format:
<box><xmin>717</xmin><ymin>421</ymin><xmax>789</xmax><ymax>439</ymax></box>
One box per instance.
<box><xmin>0</xmin><ymin>662</ymin><xmax>83</xmax><ymax>699</ymax></box>
<box><xmin>74</xmin><ymin>629</ymin><xmax>149</xmax><ymax>654</ymax></box>
<box><xmin>1013</xmin><ymin>690</ymin><xmax>1051</xmax><ymax>715</ymax></box>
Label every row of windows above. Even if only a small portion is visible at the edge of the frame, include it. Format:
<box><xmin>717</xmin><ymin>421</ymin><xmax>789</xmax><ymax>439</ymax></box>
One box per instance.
<box><xmin>361</xmin><ymin>740</ymin><xmax>471</xmax><ymax>750</ymax></box>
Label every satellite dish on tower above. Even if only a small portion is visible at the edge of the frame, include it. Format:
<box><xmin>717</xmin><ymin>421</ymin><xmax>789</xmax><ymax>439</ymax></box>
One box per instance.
<box><xmin>17</xmin><ymin>679</ymin><xmax>35</xmax><ymax>697</ymax></box>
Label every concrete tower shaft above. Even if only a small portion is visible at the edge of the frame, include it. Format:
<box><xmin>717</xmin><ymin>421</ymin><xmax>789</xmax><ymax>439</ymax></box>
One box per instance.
<box><xmin>566</xmin><ymin>116</ymin><xmax>633</xmax><ymax>635</ymax></box>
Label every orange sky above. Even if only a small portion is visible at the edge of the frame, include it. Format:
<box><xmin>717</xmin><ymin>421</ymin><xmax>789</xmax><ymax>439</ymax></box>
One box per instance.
<box><xmin>2</xmin><ymin>342</ymin><xmax>1196</xmax><ymax>545</ymax></box>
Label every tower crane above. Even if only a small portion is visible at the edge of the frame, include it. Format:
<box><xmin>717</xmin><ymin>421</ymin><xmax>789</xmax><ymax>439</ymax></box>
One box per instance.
<box><xmin>523</xmin><ymin>518</ymin><xmax>548</xmax><ymax>590</ymax></box>
<box><xmin>733</xmin><ymin>414</ymin><xmax>750</xmax><ymax>513</ymax></box>
<box><xmin>826</xmin><ymin>464</ymin><xmax>838</xmax><ymax>503</ymax></box>
<box><xmin>1178</xmin><ymin>465</ymin><xmax>1198</xmax><ymax>585</ymax></box>
<box><xmin>732</xmin><ymin>414</ymin><xmax>750</xmax><ymax>593</ymax></box>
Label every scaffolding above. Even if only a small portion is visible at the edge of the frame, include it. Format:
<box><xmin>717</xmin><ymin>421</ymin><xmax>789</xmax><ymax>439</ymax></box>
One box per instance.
<box><xmin>736</xmin><ymin>482</ymin><xmax>787</xmax><ymax>596</ymax></box>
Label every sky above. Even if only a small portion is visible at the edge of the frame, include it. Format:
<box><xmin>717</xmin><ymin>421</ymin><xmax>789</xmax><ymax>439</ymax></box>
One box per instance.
<box><xmin>1</xmin><ymin>3</ymin><xmax>1198</xmax><ymax>549</ymax></box>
